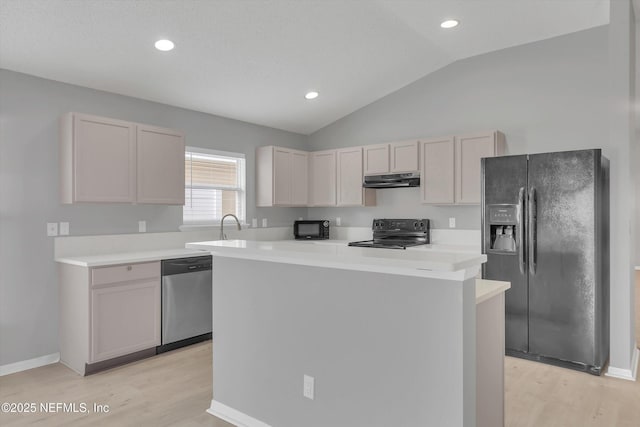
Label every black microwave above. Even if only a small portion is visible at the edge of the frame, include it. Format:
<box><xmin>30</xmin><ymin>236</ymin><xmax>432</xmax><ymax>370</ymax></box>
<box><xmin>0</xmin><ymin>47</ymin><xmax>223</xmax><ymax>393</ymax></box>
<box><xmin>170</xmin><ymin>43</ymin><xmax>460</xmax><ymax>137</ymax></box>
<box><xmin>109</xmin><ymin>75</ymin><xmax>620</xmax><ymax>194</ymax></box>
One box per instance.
<box><xmin>294</xmin><ymin>220</ymin><xmax>330</xmax><ymax>240</ymax></box>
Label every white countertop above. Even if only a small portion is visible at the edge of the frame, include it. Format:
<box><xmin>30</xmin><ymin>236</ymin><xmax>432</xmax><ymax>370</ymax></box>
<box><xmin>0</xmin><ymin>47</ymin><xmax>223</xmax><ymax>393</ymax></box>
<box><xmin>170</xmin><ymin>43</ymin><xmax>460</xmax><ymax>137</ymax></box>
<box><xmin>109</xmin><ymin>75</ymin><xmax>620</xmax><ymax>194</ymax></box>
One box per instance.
<box><xmin>55</xmin><ymin>248</ymin><xmax>209</xmax><ymax>267</ymax></box>
<box><xmin>476</xmin><ymin>279</ymin><xmax>511</xmax><ymax>304</ymax></box>
<box><xmin>186</xmin><ymin>239</ymin><xmax>486</xmax><ymax>279</ymax></box>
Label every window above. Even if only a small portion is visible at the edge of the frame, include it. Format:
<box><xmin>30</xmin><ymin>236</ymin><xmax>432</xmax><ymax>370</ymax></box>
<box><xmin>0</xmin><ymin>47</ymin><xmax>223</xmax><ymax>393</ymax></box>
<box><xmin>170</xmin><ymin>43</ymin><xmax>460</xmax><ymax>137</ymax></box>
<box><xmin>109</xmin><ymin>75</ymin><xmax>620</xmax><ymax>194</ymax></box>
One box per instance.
<box><xmin>183</xmin><ymin>147</ymin><xmax>246</xmax><ymax>224</ymax></box>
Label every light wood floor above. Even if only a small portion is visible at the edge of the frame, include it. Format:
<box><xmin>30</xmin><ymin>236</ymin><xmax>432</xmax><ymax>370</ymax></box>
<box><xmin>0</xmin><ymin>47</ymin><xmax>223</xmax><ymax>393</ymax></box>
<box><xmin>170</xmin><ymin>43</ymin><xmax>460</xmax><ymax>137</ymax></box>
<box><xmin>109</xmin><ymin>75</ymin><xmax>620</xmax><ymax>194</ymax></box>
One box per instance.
<box><xmin>1</xmin><ymin>339</ymin><xmax>639</xmax><ymax>427</ymax></box>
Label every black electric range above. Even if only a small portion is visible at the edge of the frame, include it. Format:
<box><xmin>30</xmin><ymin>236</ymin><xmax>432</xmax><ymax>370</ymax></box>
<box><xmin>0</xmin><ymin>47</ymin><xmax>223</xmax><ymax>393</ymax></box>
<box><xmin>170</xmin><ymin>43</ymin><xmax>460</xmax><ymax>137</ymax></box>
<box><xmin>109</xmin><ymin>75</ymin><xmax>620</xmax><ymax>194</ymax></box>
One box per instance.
<box><xmin>348</xmin><ymin>218</ymin><xmax>430</xmax><ymax>250</ymax></box>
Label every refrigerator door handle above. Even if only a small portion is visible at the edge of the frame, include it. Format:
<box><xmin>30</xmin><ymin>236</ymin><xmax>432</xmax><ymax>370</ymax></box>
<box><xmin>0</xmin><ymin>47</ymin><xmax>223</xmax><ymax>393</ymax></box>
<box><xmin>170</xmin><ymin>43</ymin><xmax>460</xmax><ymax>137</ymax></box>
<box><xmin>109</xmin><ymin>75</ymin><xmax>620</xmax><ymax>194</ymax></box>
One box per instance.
<box><xmin>528</xmin><ymin>187</ymin><xmax>537</xmax><ymax>275</ymax></box>
<box><xmin>518</xmin><ymin>187</ymin><xmax>526</xmax><ymax>275</ymax></box>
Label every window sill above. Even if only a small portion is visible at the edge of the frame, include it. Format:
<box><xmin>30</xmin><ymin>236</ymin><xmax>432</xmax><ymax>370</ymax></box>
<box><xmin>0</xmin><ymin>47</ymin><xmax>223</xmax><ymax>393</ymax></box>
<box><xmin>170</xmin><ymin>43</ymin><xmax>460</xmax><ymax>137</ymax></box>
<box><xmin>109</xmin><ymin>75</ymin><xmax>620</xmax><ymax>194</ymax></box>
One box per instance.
<box><xmin>179</xmin><ymin>223</ymin><xmax>250</xmax><ymax>232</ymax></box>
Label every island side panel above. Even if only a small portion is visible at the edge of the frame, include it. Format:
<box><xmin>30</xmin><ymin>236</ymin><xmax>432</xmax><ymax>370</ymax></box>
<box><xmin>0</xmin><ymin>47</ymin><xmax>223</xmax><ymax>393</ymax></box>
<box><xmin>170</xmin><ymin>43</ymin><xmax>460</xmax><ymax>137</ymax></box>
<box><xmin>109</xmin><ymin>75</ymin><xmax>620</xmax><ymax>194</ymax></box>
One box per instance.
<box><xmin>476</xmin><ymin>293</ymin><xmax>505</xmax><ymax>427</ymax></box>
<box><xmin>211</xmin><ymin>256</ymin><xmax>476</xmax><ymax>427</ymax></box>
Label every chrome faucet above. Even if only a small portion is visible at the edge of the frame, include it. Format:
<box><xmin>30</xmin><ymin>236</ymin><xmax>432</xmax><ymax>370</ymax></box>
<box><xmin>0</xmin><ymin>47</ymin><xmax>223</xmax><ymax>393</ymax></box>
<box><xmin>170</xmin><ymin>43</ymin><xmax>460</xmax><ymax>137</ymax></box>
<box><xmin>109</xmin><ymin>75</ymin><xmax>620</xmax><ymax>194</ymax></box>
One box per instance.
<box><xmin>219</xmin><ymin>214</ymin><xmax>242</xmax><ymax>240</ymax></box>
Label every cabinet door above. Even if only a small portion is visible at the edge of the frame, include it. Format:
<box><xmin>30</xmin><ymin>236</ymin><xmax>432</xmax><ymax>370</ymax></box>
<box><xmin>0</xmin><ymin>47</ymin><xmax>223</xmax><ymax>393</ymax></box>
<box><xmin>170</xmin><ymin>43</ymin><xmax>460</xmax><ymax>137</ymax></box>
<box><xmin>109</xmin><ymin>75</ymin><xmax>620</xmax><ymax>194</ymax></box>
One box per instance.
<box><xmin>337</xmin><ymin>147</ymin><xmax>365</xmax><ymax>206</ymax></box>
<box><xmin>420</xmin><ymin>137</ymin><xmax>455</xmax><ymax>204</ymax></box>
<box><xmin>363</xmin><ymin>144</ymin><xmax>389</xmax><ymax>175</ymax></box>
<box><xmin>390</xmin><ymin>140</ymin><xmax>419</xmax><ymax>172</ymax></box>
<box><xmin>136</xmin><ymin>125</ymin><xmax>185</xmax><ymax>204</ymax></box>
<box><xmin>273</xmin><ymin>147</ymin><xmax>292</xmax><ymax>206</ymax></box>
<box><xmin>309</xmin><ymin>150</ymin><xmax>336</xmax><ymax>206</ymax></box>
<box><xmin>456</xmin><ymin>133</ymin><xmax>497</xmax><ymax>204</ymax></box>
<box><xmin>90</xmin><ymin>280</ymin><xmax>161</xmax><ymax>362</ymax></box>
<box><xmin>291</xmin><ymin>150</ymin><xmax>309</xmax><ymax>206</ymax></box>
<box><xmin>73</xmin><ymin>114</ymin><xmax>136</xmax><ymax>203</ymax></box>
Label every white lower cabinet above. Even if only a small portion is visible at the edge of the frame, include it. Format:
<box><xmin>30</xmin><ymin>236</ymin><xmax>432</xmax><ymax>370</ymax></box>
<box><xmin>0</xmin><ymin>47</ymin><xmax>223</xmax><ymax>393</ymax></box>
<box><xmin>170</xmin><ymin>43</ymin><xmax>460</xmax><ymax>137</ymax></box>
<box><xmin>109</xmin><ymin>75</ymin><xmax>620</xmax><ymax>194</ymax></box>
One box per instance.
<box><xmin>59</xmin><ymin>261</ymin><xmax>161</xmax><ymax>375</ymax></box>
<box><xmin>90</xmin><ymin>279</ymin><xmax>161</xmax><ymax>363</ymax></box>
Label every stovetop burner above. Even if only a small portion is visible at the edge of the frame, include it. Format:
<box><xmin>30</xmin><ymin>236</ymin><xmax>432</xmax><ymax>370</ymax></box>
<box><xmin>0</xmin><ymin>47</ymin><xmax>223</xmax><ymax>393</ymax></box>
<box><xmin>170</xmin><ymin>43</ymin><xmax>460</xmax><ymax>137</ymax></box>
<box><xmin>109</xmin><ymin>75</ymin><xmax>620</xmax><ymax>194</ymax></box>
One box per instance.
<box><xmin>348</xmin><ymin>219</ymin><xmax>430</xmax><ymax>250</ymax></box>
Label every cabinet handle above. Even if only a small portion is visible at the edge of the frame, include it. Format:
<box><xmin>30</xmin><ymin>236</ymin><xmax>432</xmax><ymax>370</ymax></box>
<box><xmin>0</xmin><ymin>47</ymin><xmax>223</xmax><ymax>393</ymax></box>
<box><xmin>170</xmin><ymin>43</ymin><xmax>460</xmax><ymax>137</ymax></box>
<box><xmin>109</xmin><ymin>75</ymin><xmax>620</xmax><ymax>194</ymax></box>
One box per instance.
<box><xmin>127</xmin><ymin>265</ymin><xmax>132</xmax><ymax>271</ymax></box>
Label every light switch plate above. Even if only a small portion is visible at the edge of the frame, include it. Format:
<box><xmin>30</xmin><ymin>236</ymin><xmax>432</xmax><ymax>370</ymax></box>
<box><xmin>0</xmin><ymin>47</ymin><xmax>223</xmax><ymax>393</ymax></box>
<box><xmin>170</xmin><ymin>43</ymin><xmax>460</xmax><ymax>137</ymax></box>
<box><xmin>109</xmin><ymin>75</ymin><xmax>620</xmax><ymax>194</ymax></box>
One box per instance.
<box><xmin>252</xmin><ymin>218</ymin><xmax>258</xmax><ymax>228</ymax></box>
<box><xmin>303</xmin><ymin>375</ymin><xmax>314</xmax><ymax>400</ymax></box>
<box><xmin>59</xmin><ymin>222</ymin><xmax>69</xmax><ymax>236</ymax></box>
<box><xmin>335</xmin><ymin>217</ymin><xmax>341</xmax><ymax>226</ymax></box>
<box><xmin>47</xmin><ymin>222</ymin><xmax>58</xmax><ymax>237</ymax></box>
<box><xmin>261</xmin><ymin>218</ymin><xmax>268</xmax><ymax>228</ymax></box>
<box><xmin>138</xmin><ymin>220</ymin><xmax>146</xmax><ymax>233</ymax></box>
<box><xmin>449</xmin><ymin>217</ymin><xmax>456</xmax><ymax>228</ymax></box>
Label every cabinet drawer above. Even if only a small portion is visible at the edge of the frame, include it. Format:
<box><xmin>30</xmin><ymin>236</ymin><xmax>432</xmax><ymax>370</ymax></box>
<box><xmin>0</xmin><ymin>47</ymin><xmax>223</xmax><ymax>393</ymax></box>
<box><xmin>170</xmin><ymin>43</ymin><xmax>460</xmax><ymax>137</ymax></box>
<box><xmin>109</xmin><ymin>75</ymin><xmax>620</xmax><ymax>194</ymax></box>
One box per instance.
<box><xmin>91</xmin><ymin>261</ymin><xmax>160</xmax><ymax>286</ymax></box>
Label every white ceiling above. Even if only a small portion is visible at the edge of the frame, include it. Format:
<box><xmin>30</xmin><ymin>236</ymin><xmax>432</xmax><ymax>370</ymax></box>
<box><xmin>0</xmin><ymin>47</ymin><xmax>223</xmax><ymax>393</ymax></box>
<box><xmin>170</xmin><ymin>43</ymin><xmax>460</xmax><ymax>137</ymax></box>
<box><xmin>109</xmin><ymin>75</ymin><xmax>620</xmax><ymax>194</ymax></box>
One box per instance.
<box><xmin>0</xmin><ymin>0</ymin><xmax>610</xmax><ymax>135</ymax></box>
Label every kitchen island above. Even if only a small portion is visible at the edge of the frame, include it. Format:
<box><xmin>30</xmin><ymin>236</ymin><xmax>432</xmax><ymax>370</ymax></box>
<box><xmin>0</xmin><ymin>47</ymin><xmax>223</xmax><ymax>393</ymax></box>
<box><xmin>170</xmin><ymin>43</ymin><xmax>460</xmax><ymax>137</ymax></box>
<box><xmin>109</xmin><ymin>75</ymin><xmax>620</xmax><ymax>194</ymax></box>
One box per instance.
<box><xmin>186</xmin><ymin>240</ymin><xmax>508</xmax><ymax>427</ymax></box>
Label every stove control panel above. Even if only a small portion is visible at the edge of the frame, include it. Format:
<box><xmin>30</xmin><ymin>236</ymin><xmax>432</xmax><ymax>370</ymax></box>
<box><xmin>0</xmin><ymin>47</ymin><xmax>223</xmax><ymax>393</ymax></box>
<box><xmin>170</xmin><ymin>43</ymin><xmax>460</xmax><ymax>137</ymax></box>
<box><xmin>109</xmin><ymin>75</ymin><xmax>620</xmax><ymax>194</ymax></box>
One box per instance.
<box><xmin>372</xmin><ymin>218</ymin><xmax>429</xmax><ymax>232</ymax></box>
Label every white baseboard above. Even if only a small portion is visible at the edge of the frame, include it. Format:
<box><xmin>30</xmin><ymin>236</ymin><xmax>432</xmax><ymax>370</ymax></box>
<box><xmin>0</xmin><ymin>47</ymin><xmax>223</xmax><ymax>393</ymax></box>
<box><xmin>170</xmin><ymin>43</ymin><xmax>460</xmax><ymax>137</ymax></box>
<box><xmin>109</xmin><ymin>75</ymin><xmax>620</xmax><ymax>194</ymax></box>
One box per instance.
<box><xmin>0</xmin><ymin>352</ymin><xmax>60</xmax><ymax>376</ymax></box>
<box><xmin>207</xmin><ymin>400</ymin><xmax>271</xmax><ymax>427</ymax></box>
<box><xmin>605</xmin><ymin>346</ymin><xmax>639</xmax><ymax>381</ymax></box>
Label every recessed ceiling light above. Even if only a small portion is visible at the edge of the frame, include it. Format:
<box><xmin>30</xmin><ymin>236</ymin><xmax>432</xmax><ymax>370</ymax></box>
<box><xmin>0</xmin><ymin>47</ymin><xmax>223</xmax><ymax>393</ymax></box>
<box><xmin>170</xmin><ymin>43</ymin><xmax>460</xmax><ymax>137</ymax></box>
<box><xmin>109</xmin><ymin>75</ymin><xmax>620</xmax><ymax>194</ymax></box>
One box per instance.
<box><xmin>305</xmin><ymin>91</ymin><xmax>319</xmax><ymax>100</ymax></box>
<box><xmin>440</xmin><ymin>20</ymin><xmax>459</xmax><ymax>29</ymax></box>
<box><xmin>155</xmin><ymin>39</ymin><xmax>175</xmax><ymax>51</ymax></box>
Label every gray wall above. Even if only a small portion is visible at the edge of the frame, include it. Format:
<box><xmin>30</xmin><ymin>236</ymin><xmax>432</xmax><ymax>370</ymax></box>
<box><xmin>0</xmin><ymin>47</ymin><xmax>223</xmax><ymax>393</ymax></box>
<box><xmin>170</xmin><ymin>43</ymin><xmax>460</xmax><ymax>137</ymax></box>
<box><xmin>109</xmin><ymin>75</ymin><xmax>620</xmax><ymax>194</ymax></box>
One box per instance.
<box><xmin>0</xmin><ymin>70</ymin><xmax>307</xmax><ymax>366</ymax></box>
<box><xmin>608</xmin><ymin>0</ymin><xmax>637</xmax><ymax>371</ymax></box>
<box><xmin>308</xmin><ymin>23</ymin><xmax>638</xmax><ymax>372</ymax></box>
<box><xmin>308</xmin><ymin>27</ymin><xmax>609</xmax><ymax>230</ymax></box>
<box><xmin>636</xmin><ymin>10</ymin><xmax>640</xmax><ymax>267</ymax></box>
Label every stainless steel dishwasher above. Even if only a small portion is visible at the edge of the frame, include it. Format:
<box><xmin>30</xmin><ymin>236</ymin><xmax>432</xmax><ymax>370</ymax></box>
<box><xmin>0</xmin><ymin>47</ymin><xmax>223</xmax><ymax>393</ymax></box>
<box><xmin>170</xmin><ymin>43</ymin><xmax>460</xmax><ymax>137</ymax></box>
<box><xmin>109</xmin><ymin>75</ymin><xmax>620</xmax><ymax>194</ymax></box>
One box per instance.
<box><xmin>157</xmin><ymin>256</ymin><xmax>212</xmax><ymax>353</ymax></box>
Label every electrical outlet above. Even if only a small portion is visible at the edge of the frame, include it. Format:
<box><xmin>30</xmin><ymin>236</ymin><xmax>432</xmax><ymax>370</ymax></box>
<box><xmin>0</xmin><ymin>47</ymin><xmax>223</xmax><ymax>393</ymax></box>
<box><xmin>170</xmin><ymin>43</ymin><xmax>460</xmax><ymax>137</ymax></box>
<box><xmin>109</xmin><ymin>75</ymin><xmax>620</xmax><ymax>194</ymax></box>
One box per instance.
<box><xmin>59</xmin><ymin>222</ymin><xmax>69</xmax><ymax>236</ymax></box>
<box><xmin>261</xmin><ymin>218</ymin><xmax>268</xmax><ymax>228</ymax></box>
<box><xmin>335</xmin><ymin>217</ymin><xmax>341</xmax><ymax>226</ymax></box>
<box><xmin>47</xmin><ymin>223</ymin><xmax>58</xmax><ymax>237</ymax></box>
<box><xmin>252</xmin><ymin>218</ymin><xmax>258</xmax><ymax>228</ymax></box>
<box><xmin>449</xmin><ymin>217</ymin><xmax>456</xmax><ymax>228</ymax></box>
<box><xmin>138</xmin><ymin>220</ymin><xmax>146</xmax><ymax>233</ymax></box>
<box><xmin>303</xmin><ymin>375</ymin><xmax>314</xmax><ymax>400</ymax></box>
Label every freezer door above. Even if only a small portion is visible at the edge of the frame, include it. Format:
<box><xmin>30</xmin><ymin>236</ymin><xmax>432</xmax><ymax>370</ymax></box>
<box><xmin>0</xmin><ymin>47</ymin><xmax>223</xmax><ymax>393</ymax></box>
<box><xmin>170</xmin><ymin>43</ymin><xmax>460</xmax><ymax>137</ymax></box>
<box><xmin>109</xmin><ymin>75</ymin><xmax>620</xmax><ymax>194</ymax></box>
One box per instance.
<box><xmin>481</xmin><ymin>155</ymin><xmax>528</xmax><ymax>353</ymax></box>
<box><xmin>527</xmin><ymin>150</ymin><xmax>599</xmax><ymax>365</ymax></box>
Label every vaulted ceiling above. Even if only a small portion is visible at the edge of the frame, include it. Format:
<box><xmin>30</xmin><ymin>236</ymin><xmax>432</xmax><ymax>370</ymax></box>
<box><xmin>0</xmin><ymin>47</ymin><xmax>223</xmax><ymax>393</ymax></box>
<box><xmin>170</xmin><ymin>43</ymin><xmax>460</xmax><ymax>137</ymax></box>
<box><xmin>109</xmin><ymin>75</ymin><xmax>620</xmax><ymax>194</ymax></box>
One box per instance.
<box><xmin>0</xmin><ymin>0</ymin><xmax>610</xmax><ymax>134</ymax></box>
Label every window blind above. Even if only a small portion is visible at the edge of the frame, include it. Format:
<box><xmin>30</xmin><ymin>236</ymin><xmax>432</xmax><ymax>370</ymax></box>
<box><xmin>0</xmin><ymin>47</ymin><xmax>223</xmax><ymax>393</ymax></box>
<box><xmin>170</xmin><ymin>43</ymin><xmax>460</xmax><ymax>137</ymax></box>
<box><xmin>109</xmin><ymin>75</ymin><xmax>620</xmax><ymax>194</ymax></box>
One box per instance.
<box><xmin>184</xmin><ymin>149</ymin><xmax>246</xmax><ymax>224</ymax></box>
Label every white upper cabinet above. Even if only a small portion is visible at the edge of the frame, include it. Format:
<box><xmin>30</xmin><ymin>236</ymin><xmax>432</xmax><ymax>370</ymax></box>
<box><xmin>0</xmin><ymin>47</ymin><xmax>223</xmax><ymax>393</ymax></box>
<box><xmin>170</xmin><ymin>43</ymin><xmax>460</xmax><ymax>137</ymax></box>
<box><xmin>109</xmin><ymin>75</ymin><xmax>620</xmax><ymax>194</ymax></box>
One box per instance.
<box><xmin>273</xmin><ymin>147</ymin><xmax>293</xmax><ymax>206</ymax></box>
<box><xmin>136</xmin><ymin>125</ymin><xmax>185</xmax><ymax>205</ymax></box>
<box><xmin>455</xmin><ymin>132</ymin><xmax>504</xmax><ymax>204</ymax></box>
<box><xmin>256</xmin><ymin>146</ymin><xmax>308</xmax><ymax>207</ymax></box>
<box><xmin>309</xmin><ymin>150</ymin><xmax>337</xmax><ymax>206</ymax></box>
<box><xmin>336</xmin><ymin>147</ymin><xmax>376</xmax><ymax>207</ymax></box>
<box><xmin>61</xmin><ymin>113</ymin><xmax>136</xmax><ymax>203</ymax></box>
<box><xmin>363</xmin><ymin>144</ymin><xmax>389</xmax><ymax>175</ymax></box>
<box><xmin>420</xmin><ymin>136</ymin><xmax>456</xmax><ymax>204</ymax></box>
<box><xmin>291</xmin><ymin>150</ymin><xmax>309</xmax><ymax>206</ymax></box>
<box><xmin>390</xmin><ymin>140</ymin><xmax>419</xmax><ymax>173</ymax></box>
<box><xmin>364</xmin><ymin>140</ymin><xmax>419</xmax><ymax>175</ymax></box>
<box><xmin>421</xmin><ymin>131</ymin><xmax>505</xmax><ymax>205</ymax></box>
<box><xmin>60</xmin><ymin>112</ymin><xmax>185</xmax><ymax>205</ymax></box>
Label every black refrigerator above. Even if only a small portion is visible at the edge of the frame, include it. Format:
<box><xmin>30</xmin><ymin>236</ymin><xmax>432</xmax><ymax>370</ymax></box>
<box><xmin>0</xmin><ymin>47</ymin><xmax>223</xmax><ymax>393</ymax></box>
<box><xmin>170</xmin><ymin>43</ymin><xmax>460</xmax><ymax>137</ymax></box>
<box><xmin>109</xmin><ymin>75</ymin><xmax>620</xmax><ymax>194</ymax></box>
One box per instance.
<box><xmin>481</xmin><ymin>149</ymin><xmax>609</xmax><ymax>375</ymax></box>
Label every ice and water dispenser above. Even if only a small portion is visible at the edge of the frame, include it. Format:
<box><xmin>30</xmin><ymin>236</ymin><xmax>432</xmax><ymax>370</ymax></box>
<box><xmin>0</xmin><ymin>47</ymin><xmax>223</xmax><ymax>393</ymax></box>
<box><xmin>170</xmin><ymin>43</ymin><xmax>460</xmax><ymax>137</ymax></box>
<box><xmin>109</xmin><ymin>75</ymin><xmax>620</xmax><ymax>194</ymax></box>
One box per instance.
<box><xmin>487</xmin><ymin>205</ymin><xmax>518</xmax><ymax>253</ymax></box>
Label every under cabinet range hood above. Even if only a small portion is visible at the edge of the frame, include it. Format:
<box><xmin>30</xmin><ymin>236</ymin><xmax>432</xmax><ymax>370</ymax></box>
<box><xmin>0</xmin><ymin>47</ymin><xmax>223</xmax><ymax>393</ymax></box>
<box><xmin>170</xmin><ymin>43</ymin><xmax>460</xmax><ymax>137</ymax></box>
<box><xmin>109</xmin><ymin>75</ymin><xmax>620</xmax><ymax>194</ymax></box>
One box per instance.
<box><xmin>363</xmin><ymin>172</ymin><xmax>420</xmax><ymax>188</ymax></box>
